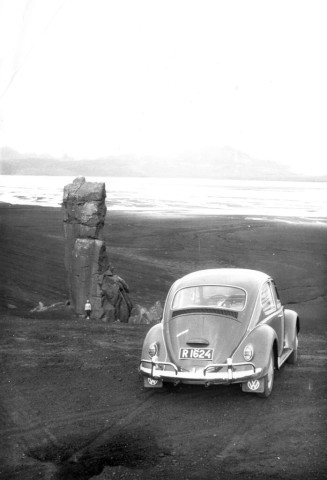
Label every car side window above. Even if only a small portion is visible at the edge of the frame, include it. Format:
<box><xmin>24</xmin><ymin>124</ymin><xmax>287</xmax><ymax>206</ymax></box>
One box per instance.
<box><xmin>270</xmin><ymin>280</ymin><xmax>282</xmax><ymax>308</ymax></box>
<box><xmin>261</xmin><ymin>282</ymin><xmax>276</xmax><ymax>315</ymax></box>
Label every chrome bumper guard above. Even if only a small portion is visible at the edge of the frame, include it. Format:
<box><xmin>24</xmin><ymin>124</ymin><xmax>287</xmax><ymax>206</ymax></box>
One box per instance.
<box><xmin>139</xmin><ymin>357</ymin><xmax>262</xmax><ymax>383</ymax></box>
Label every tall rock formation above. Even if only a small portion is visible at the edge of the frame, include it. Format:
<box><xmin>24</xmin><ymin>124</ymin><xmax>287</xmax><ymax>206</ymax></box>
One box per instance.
<box><xmin>62</xmin><ymin>177</ymin><xmax>132</xmax><ymax>322</ymax></box>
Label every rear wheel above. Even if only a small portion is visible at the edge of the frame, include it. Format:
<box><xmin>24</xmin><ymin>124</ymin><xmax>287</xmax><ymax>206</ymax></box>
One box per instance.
<box><xmin>287</xmin><ymin>332</ymin><xmax>298</xmax><ymax>364</ymax></box>
<box><xmin>258</xmin><ymin>350</ymin><xmax>274</xmax><ymax>398</ymax></box>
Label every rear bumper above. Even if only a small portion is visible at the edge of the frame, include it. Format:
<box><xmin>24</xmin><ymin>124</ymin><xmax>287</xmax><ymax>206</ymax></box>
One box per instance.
<box><xmin>139</xmin><ymin>358</ymin><xmax>263</xmax><ymax>385</ymax></box>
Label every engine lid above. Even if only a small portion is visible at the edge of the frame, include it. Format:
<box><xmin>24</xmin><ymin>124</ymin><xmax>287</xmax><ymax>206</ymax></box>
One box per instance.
<box><xmin>165</xmin><ymin>311</ymin><xmax>247</xmax><ymax>368</ymax></box>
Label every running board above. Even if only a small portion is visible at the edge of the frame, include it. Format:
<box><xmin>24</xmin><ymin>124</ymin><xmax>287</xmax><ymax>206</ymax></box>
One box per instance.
<box><xmin>278</xmin><ymin>348</ymin><xmax>293</xmax><ymax>368</ymax></box>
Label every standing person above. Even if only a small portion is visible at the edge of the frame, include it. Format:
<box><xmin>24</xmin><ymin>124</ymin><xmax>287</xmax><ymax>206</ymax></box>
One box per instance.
<box><xmin>84</xmin><ymin>299</ymin><xmax>92</xmax><ymax>320</ymax></box>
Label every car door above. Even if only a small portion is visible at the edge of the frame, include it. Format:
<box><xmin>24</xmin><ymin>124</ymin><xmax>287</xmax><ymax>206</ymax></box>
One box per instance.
<box><xmin>261</xmin><ymin>280</ymin><xmax>284</xmax><ymax>356</ymax></box>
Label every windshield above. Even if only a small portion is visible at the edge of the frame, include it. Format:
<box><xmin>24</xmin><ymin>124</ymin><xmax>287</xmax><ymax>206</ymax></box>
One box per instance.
<box><xmin>172</xmin><ymin>285</ymin><xmax>246</xmax><ymax>311</ymax></box>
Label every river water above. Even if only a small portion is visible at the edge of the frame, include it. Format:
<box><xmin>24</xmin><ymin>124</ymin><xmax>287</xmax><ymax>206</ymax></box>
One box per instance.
<box><xmin>1</xmin><ymin>175</ymin><xmax>326</xmax><ymax>223</ymax></box>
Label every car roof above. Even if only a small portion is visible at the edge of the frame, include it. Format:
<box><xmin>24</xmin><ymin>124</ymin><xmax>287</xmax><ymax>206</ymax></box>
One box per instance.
<box><xmin>173</xmin><ymin>268</ymin><xmax>271</xmax><ymax>292</ymax></box>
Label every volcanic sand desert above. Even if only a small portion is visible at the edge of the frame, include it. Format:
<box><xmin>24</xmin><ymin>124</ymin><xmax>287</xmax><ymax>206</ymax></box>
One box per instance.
<box><xmin>0</xmin><ymin>204</ymin><xmax>327</xmax><ymax>479</ymax></box>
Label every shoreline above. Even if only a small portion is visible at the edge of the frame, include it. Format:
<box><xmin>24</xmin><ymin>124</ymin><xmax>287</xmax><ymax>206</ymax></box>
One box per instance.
<box><xmin>1</xmin><ymin>201</ymin><xmax>327</xmax><ymax>226</ymax></box>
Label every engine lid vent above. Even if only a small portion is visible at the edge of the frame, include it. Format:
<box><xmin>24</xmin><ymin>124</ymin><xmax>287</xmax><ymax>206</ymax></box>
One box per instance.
<box><xmin>172</xmin><ymin>307</ymin><xmax>238</xmax><ymax>319</ymax></box>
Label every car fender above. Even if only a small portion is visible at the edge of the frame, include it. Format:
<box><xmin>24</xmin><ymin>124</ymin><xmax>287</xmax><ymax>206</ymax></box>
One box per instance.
<box><xmin>233</xmin><ymin>324</ymin><xmax>278</xmax><ymax>376</ymax></box>
<box><xmin>284</xmin><ymin>308</ymin><xmax>300</xmax><ymax>350</ymax></box>
<box><xmin>141</xmin><ymin>323</ymin><xmax>167</xmax><ymax>362</ymax></box>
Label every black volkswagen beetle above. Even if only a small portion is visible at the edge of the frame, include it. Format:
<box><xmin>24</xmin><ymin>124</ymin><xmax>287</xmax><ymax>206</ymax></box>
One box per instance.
<box><xmin>139</xmin><ymin>269</ymin><xmax>299</xmax><ymax>397</ymax></box>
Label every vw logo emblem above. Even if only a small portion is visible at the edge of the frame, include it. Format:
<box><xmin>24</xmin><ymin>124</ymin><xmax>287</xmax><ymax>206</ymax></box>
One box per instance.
<box><xmin>148</xmin><ymin>378</ymin><xmax>159</xmax><ymax>386</ymax></box>
<box><xmin>247</xmin><ymin>379</ymin><xmax>260</xmax><ymax>391</ymax></box>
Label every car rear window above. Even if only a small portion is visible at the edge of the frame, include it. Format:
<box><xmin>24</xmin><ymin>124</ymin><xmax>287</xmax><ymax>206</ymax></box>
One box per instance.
<box><xmin>172</xmin><ymin>285</ymin><xmax>246</xmax><ymax>311</ymax></box>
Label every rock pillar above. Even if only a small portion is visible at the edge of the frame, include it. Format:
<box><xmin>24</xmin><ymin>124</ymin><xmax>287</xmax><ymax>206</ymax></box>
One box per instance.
<box><xmin>62</xmin><ymin>177</ymin><xmax>132</xmax><ymax>322</ymax></box>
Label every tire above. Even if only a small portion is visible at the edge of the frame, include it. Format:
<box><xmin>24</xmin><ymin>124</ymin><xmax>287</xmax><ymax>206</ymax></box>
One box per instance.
<box><xmin>258</xmin><ymin>350</ymin><xmax>274</xmax><ymax>398</ymax></box>
<box><xmin>287</xmin><ymin>333</ymin><xmax>298</xmax><ymax>364</ymax></box>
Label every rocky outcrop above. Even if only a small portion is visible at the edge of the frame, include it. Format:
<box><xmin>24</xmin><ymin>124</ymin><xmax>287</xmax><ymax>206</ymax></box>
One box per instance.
<box><xmin>128</xmin><ymin>301</ymin><xmax>163</xmax><ymax>325</ymax></box>
<box><xmin>98</xmin><ymin>265</ymin><xmax>133</xmax><ymax>322</ymax></box>
<box><xmin>62</xmin><ymin>177</ymin><xmax>132</xmax><ymax>322</ymax></box>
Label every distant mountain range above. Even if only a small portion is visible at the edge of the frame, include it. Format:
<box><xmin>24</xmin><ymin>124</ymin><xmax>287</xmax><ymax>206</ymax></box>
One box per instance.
<box><xmin>0</xmin><ymin>146</ymin><xmax>325</xmax><ymax>181</ymax></box>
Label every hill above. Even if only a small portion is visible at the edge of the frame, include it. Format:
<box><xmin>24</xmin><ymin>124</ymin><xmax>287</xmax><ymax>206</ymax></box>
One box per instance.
<box><xmin>1</xmin><ymin>146</ymin><xmax>325</xmax><ymax>181</ymax></box>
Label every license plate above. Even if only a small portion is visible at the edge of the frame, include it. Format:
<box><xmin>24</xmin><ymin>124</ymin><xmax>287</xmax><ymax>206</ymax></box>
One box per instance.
<box><xmin>179</xmin><ymin>348</ymin><xmax>213</xmax><ymax>360</ymax></box>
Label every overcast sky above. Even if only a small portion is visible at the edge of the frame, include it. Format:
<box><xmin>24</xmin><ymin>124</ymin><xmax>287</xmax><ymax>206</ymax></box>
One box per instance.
<box><xmin>0</xmin><ymin>0</ymin><xmax>326</xmax><ymax>174</ymax></box>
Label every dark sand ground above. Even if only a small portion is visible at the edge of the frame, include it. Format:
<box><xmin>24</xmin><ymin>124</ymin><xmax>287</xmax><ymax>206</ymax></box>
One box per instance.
<box><xmin>0</xmin><ymin>203</ymin><xmax>326</xmax><ymax>479</ymax></box>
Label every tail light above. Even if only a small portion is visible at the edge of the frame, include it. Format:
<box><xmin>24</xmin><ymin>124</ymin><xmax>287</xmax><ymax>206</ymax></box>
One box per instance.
<box><xmin>149</xmin><ymin>342</ymin><xmax>158</xmax><ymax>357</ymax></box>
<box><xmin>243</xmin><ymin>344</ymin><xmax>254</xmax><ymax>362</ymax></box>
